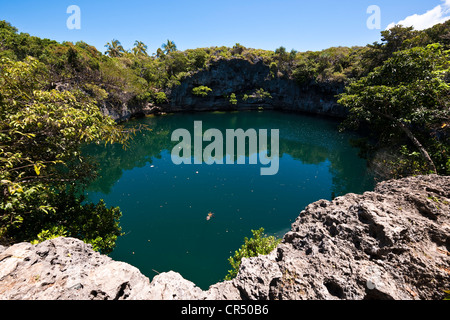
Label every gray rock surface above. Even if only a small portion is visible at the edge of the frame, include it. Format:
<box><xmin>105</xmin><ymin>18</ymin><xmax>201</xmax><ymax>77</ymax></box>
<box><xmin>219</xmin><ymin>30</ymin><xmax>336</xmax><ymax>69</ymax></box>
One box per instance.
<box><xmin>0</xmin><ymin>237</ymin><xmax>154</xmax><ymax>300</ymax></box>
<box><xmin>264</xmin><ymin>174</ymin><xmax>450</xmax><ymax>300</ymax></box>
<box><xmin>168</xmin><ymin>59</ymin><xmax>346</xmax><ymax>117</ymax></box>
<box><xmin>102</xmin><ymin>58</ymin><xmax>346</xmax><ymax>121</ymax></box>
<box><xmin>0</xmin><ymin>175</ymin><xmax>449</xmax><ymax>300</ymax></box>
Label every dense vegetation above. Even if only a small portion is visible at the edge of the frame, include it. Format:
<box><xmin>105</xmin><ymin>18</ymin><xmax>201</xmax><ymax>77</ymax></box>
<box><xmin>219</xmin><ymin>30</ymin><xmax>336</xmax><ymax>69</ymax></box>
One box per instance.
<box><xmin>339</xmin><ymin>43</ymin><xmax>449</xmax><ymax>177</ymax></box>
<box><xmin>0</xmin><ymin>19</ymin><xmax>449</xmax><ymax>253</ymax></box>
<box><xmin>0</xmin><ymin>22</ymin><xmax>136</xmax><ymax>252</ymax></box>
<box><xmin>337</xmin><ymin>24</ymin><xmax>450</xmax><ymax>178</ymax></box>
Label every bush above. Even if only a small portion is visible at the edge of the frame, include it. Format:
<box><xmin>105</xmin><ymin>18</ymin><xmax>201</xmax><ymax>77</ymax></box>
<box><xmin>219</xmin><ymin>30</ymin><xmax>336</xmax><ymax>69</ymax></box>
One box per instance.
<box><xmin>255</xmin><ymin>88</ymin><xmax>272</xmax><ymax>100</ymax></box>
<box><xmin>192</xmin><ymin>85</ymin><xmax>212</xmax><ymax>97</ymax></box>
<box><xmin>0</xmin><ymin>56</ymin><xmax>130</xmax><ymax>252</ymax></box>
<box><xmin>225</xmin><ymin>228</ymin><xmax>281</xmax><ymax>280</ymax></box>
<box><xmin>154</xmin><ymin>91</ymin><xmax>168</xmax><ymax>104</ymax></box>
<box><xmin>229</xmin><ymin>93</ymin><xmax>238</xmax><ymax>105</ymax></box>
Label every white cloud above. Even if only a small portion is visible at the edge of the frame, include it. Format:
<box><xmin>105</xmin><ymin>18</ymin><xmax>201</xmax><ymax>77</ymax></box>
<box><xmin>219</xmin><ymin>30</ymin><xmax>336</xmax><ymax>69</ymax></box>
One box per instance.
<box><xmin>386</xmin><ymin>0</ymin><xmax>450</xmax><ymax>30</ymax></box>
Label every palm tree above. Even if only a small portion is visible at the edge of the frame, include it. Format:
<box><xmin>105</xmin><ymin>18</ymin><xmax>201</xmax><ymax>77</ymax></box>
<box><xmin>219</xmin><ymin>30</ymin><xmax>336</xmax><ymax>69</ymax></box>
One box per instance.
<box><xmin>132</xmin><ymin>40</ymin><xmax>148</xmax><ymax>56</ymax></box>
<box><xmin>289</xmin><ymin>49</ymin><xmax>298</xmax><ymax>68</ymax></box>
<box><xmin>162</xmin><ymin>39</ymin><xmax>177</xmax><ymax>54</ymax></box>
<box><xmin>155</xmin><ymin>48</ymin><xmax>164</xmax><ymax>58</ymax></box>
<box><xmin>104</xmin><ymin>39</ymin><xmax>125</xmax><ymax>57</ymax></box>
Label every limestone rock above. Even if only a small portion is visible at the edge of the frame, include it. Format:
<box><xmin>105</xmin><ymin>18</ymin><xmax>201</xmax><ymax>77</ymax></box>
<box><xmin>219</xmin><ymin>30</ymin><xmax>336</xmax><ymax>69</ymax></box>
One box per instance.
<box><xmin>267</xmin><ymin>174</ymin><xmax>450</xmax><ymax>300</ymax></box>
<box><xmin>101</xmin><ymin>59</ymin><xmax>347</xmax><ymax>121</ymax></box>
<box><xmin>146</xmin><ymin>271</ymin><xmax>204</xmax><ymax>300</ymax></box>
<box><xmin>0</xmin><ymin>238</ymin><xmax>151</xmax><ymax>300</ymax></box>
<box><xmin>168</xmin><ymin>59</ymin><xmax>345</xmax><ymax>117</ymax></box>
<box><xmin>0</xmin><ymin>175</ymin><xmax>449</xmax><ymax>300</ymax></box>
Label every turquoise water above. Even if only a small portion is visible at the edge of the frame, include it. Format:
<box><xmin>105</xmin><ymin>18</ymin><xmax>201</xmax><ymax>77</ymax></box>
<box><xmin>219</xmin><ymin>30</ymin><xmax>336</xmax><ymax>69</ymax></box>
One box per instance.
<box><xmin>84</xmin><ymin>111</ymin><xmax>375</xmax><ymax>289</ymax></box>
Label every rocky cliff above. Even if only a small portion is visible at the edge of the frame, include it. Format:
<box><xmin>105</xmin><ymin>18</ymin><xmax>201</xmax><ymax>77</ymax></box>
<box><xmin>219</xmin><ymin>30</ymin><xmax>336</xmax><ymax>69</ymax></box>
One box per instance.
<box><xmin>166</xmin><ymin>59</ymin><xmax>345</xmax><ymax>117</ymax></box>
<box><xmin>0</xmin><ymin>175</ymin><xmax>449</xmax><ymax>300</ymax></box>
<box><xmin>103</xmin><ymin>58</ymin><xmax>346</xmax><ymax>122</ymax></box>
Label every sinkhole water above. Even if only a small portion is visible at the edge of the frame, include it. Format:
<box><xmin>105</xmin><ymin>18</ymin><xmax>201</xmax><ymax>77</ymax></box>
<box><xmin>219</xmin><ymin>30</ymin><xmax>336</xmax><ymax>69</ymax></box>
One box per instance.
<box><xmin>84</xmin><ymin>110</ymin><xmax>375</xmax><ymax>290</ymax></box>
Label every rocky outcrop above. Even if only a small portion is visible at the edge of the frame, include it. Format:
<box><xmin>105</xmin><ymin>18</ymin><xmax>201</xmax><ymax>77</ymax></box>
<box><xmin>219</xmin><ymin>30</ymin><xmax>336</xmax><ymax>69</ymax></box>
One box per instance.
<box><xmin>167</xmin><ymin>59</ymin><xmax>346</xmax><ymax>117</ymax></box>
<box><xmin>99</xmin><ymin>101</ymin><xmax>160</xmax><ymax>123</ymax></box>
<box><xmin>0</xmin><ymin>237</ymin><xmax>153</xmax><ymax>300</ymax></box>
<box><xmin>102</xmin><ymin>58</ymin><xmax>347</xmax><ymax>121</ymax></box>
<box><xmin>0</xmin><ymin>175</ymin><xmax>449</xmax><ymax>300</ymax></box>
<box><xmin>257</xmin><ymin>174</ymin><xmax>450</xmax><ymax>300</ymax></box>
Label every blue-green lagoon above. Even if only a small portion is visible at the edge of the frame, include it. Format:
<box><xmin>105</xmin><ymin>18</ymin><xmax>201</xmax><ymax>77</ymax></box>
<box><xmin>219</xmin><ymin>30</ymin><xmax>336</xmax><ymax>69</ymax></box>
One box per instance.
<box><xmin>84</xmin><ymin>111</ymin><xmax>375</xmax><ymax>289</ymax></box>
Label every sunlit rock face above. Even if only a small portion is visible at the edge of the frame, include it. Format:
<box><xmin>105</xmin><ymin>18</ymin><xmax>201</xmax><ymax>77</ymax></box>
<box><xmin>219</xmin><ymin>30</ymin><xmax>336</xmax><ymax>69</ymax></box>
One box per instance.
<box><xmin>0</xmin><ymin>175</ymin><xmax>449</xmax><ymax>300</ymax></box>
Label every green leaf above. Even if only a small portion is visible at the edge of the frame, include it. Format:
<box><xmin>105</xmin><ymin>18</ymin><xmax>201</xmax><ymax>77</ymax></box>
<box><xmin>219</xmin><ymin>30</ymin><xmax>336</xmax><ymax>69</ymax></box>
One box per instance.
<box><xmin>34</xmin><ymin>164</ymin><xmax>41</xmax><ymax>176</ymax></box>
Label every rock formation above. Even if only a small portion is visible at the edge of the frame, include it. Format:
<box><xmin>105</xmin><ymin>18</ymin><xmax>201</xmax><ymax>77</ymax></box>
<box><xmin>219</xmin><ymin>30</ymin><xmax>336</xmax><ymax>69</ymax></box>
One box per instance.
<box><xmin>101</xmin><ymin>58</ymin><xmax>346</xmax><ymax>121</ymax></box>
<box><xmin>0</xmin><ymin>175</ymin><xmax>449</xmax><ymax>300</ymax></box>
<box><xmin>167</xmin><ymin>59</ymin><xmax>345</xmax><ymax>117</ymax></box>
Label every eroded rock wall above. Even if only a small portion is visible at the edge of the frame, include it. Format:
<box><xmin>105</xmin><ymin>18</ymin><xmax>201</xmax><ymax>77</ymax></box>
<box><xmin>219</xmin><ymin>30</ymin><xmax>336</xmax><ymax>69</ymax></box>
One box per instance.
<box><xmin>102</xmin><ymin>58</ymin><xmax>347</xmax><ymax>121</ymax></box>
<box><xmin>0</xmin><ymin>175</ymin><xmax>449</xmax><ymax>300</ymax></box>
<box><xmin>167</xmin><ymin>59</ymin><xmax>345</xmax><ymax>117</ymax></box>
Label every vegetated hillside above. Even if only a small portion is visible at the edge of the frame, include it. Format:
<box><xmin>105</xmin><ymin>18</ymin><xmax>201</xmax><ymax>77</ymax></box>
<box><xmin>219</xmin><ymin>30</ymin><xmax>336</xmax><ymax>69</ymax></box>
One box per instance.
<box><xmin>1</xmin><ymin>20</ymin><xmax>449</xmax><ymax>106</ymax></box>
<box><xmin>0</xmin><ymin>19</ymin><xmax>449</xmax><ymax>250</ymax></box>
<box><xmin>3</xmin><ymin>19</ymin><xmax>449</xmax><ymax>177</ymax></box>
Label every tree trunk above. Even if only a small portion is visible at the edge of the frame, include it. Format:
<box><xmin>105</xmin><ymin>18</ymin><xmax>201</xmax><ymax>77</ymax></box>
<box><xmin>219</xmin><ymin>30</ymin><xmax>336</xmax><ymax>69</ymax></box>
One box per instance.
<box><xmin>380</xmin><ymin>112</ymin><xmax>437</xmax><ymax>174</ymax></box>
<box><xmin>395</xmin><ymin>121</ymin><xmax>437</xmax><ymax>174</ymax></box>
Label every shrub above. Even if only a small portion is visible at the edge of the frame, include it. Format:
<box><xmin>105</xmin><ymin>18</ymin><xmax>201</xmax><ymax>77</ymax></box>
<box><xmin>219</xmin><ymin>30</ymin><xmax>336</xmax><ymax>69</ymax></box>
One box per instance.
<box><xmin>225</xmin><ymin>228</ymin><xmax>281</xmax><ymax>280</ymax></box>
<box><xmin>255</xmin><ymin>88</ymin><xmax>272</xmax><ymax>100</ymax></box>
<box><xmin>229</xmin><ymin>93</ymin><xmax>238</xmax><ymax>105</ymax></box>
<box><xmin>154</xmin><ymin>91</ymin><xmax>168</xmax><ymax>104</ymax></box>
<box><xmin>192</xmin><ymin>85</ymin><xmax>212</xmax><ymax>97</ymax></box>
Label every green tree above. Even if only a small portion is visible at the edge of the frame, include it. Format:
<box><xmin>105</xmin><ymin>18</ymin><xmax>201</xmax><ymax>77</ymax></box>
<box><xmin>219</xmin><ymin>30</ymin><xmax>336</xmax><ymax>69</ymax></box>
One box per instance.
<box><xmin>187</xmin><ymin>48</ymin><xmax>209</xmax><ymax>69</ymax></box>
<box><xmin>164</xmin><ymin>51</ymin><xmax>189</xmax><ymax>77</ymax></box>
<box><xmin>229</xmin><ymin>93</ymin><xmax>238</xmax><ymax>105</ymax></box>
<box><xmin>0</xmin><ymin>57</ymin><xmax>133</xmax><ymax>251</ymax></box>
<box><xmin>132</xmin><ymin>40</ymin><xmax>148</xmax><ymax>56</ymax></box>
<box><xmin>154</xmin><ymin>91</ymin><xmax>168</xmax><ymax>104</ymax></box>
<box><xmin>363</xmin><ymin>25</ymin><xmax>419</xmax><ymax>73</ymax></box>
<box><xmin>104</xmin><ymin>39</ymin><xmax>125</xmax><ymax>57</ymax></box>
<box><xmin>162</xmin><ymin>39</ymin><xmax>177</xmax><ymax>55</ymax></box>
<box><xmin>275</xmin><ymin>46</ymin><xmax>288</xmax><ymax>62</ymax></box>
<box><xmin>192</xmin><ymin>86</ymin><xmax>212</xmax><ymax>97</ymax></box>
<box><xmin>231</xmin><ymin>43</ymin><xmax>245</xmax><ymax>56</ymax></box>
<box><xmin>155</xmin><ymin>48</ymin><xmax>165</xmax><ymax>59</ymax></box>
<box><xmin>338</xmin><ymin>44</ymin><xmax>450</xmax><ymax>176</ymax></box>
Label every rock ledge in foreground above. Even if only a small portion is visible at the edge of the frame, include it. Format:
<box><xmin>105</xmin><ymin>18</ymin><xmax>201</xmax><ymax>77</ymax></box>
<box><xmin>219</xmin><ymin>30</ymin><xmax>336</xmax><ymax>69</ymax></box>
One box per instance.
<box><xmin>0</xmin><ymin>175</ymin><xmax>449</xmax><ymax>300</ymax></box>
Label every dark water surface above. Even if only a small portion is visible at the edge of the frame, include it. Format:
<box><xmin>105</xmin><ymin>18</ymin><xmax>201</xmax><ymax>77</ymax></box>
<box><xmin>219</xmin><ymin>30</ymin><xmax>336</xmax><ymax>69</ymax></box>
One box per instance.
<box><xmin>84</xmin><ymin>111</ymin><xmax>375</xmax><ymax>289</ymax></box>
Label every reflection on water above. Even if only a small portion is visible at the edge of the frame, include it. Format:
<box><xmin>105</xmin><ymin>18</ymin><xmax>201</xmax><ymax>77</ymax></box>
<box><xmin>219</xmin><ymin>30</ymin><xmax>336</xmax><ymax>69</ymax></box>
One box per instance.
<box><xmin>84</xmin><ymin>111</ymin><xmax>375</xmax><ymax>289</ymax></box>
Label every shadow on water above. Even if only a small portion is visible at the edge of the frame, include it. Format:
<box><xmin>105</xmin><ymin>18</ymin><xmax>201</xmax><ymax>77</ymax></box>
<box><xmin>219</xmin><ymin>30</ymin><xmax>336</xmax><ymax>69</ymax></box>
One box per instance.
<box><xmin>83</xmin><ymin>110</ymin><xmax>375</xmax><ymax>289</ymax></box>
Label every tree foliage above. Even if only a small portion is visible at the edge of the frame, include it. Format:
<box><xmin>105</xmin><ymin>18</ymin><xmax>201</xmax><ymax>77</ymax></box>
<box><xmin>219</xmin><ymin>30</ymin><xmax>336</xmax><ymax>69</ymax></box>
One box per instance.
<box><xmin>105</xmin><ymin>39</ymin><xmax>125</xmax><ymax>58</ymax></box>
<box><xmin>338</xmin><ymin>44</ymin><xmax>450</xmax><ymax>176</ymax></box>
<box><xmin>162</xmin><ymin>39</ymin><xmax>177</xmax><ymax>55</ymax></box>
<box><xmin>225</xmin><ymin>228</ymin><xmax>281</xmax><ymax>280</ymax></box>
<box><xmin>0</xmin><ymin>56</ymin><xmax>132</xmax><ymax>252</ymax></box>
<box><xmin>132</xmin><ymin>40</ymin><xmax>148</xmax><ymax>57</ymax></box>
<box><xmin>192</xmin><ymin>85</ymin><xmax>212</xmax><ymax>97</ymax></box>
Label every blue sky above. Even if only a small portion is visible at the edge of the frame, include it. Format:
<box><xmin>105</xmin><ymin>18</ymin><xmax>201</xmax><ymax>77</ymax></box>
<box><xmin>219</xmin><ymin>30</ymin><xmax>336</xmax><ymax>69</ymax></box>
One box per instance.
<box><xmin>1</xmin><ymin>0</ymin><xmax>449</xmax><ymax>54</ymax></box>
